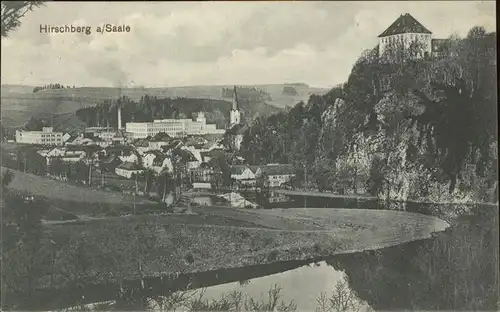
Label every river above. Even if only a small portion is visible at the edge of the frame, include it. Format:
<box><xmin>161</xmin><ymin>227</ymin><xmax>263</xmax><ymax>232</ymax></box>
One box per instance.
<box><xmin>114</xmin><ymin>196</ymin><xmax>499</xmax><ymax>311</ymax></box>
<box><xmin>3</xmin><ymin>194</ymin><xmax>498</xmax><ymax>311</ymax></box>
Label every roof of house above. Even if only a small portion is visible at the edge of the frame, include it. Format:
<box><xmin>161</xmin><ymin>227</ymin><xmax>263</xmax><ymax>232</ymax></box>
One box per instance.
<box><xmin>172</xmin><ymin>149</ymin><xmax>198</xmax><ymax>162</ymax></box>
<box><xmin>259</xmin><ymin>164</ymin><xmax>295</xmax><ymax>176</ymax></box>
<box><xmin>200</xmin><ymin>148</ymin><xmax>224</xmax><ymax>160</ymax></box>
<box><xmin>202</xmin><ymin>133</ymin><xmax>225</xmax><ymax>142</ymax></box>
<box><xmin>378</xmin><ymin>13</ymin><xmax>432</xmax><ymax>37</ymax></box>
<box><xmin>185</xmin><ymin>136</ymin><xmax>207</xmax><ymax>145</ymax></box>
<box><xmin>66</xmin><ymin>134</ymin><xmax>79</xmax><ymax>142</ymax></box>
<box><xmin>161</xmin><ymin>140</ymin><xmax>184</xmax><ymax>152</ymax></box>
<box><xmin>105</xmin><ymin>145</ymin><xmax>135</xmax><ymax>156</ymax></box>
<box><xmin>152</xmin><ymin>155</ymin><xmax>168</xmax><ymax>166</ymax></box>
<box><xmin>65</xmin><ymin>145</ymin><xmax>87</xmax><ymax>152</ymax></box>
<box><xmin>230</xmin><ymin>165</ymin><xmax>249</xmax><ymax>175</ymax></box>
<box><xmin>229</xmin><ymin>164</ymin><xmax>260</xmax><ymax>175</ymax></box>
<box><xmin>133</xmin><ymin>139</ymin><xmax>150</xmax><ymax>147</ymax></box>
<box><xmin>145</xmin><ymin>150</ymin><xmax>166</xmax><ymax>157</ymax></box>
<box><xmin>116</xmin><ymin>162</ymin><xmax>143</xmax><ymax>171</ymax></box>
<box><xmin>247</xmin><ymin>165</ymin><xmax>262</xmax><ymax>174</ymax></box>
<box><xmin>151</xmin><ymin>132</ymin><xmax>172</xmax><ymax>142</ymax></box>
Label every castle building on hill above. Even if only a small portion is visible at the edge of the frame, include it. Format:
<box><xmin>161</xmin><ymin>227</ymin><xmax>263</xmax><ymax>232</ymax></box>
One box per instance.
<box><xmin>378</xmin><ymin>13</ymin><xmax>450</xmax><ymax>60</ymax></box>
<box><xmin>229</xmin><ymin>85</ymin><xmax>241</xmax><ymax>126</ymax></box>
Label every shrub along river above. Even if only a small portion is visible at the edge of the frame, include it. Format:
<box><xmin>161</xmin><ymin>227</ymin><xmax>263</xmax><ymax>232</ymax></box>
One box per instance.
<box><xmin>4</xmin><ymin>193</ymin><xmax>499</xmax><ymax>311</ymax></box>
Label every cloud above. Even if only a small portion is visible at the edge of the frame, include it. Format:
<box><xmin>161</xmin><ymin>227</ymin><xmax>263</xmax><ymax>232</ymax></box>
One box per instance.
<box><xmin>1</xmin><ymin>1</ymin><xmax>496</xmax><ymax>88</ymax></box>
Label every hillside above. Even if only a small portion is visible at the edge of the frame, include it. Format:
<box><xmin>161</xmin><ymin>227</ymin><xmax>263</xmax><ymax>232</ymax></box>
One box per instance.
<box><xmin>238</xmin><ymin>29</ymin><xmax>497</xmax><ymax>204</ymax></box>
<box><xmin>0</xmin><ymin>84</ymin><xmax>328</xmax><ymax>130</ymax></box>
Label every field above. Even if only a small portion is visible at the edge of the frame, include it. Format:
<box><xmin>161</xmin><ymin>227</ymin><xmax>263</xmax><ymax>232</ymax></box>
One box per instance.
<box><xmin>34</xmin><ymin>207</ymin><xmax>449</xmax><ymax>292</ymax></box>
<box><xmin>0</xmin><ymin>166</ymin><xmax>154</xmax><ymax>206</ymax></box>
<box><xmin>1</xmin><ymin>84</ymin><xmax>329</xmax><ymax>129</ymax></box>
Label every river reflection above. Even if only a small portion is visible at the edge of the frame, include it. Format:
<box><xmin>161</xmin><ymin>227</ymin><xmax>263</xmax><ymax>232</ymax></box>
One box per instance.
<box><xmin>198</xmin><ymin>261</ymin><xmax>370</xmax><ymax>312</ymax></box>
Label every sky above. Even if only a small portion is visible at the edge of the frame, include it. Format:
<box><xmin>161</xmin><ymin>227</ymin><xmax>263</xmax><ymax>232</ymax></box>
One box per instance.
<box><xmin>0</xmin><ymin>1</ymin><xmax>496</xmax><ymax>88</ymax></box>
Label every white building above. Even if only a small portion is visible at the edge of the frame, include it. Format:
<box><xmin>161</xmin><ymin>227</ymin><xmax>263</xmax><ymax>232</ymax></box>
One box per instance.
<box><xmin>230</xmin><ymin>165</ymin><xmax>261</xmax><ymax>186</ymax></box>
<box><xmin>142</xmin><ymin>151</ymin><xmax>174</xmax><ymax>174</ymax></box>
<box><xmin>39</xmin><ymin>147</ymin><xmax>87</xmax><ymax>165</ymax></box>
<box><xmin>125</xmin><ymin>112</ymin><xmax>225</xmax><ymax>139</ymax></box>
<box><xmin>260</xmin><ymin>164</ymin><xmax>296</xmax><ymax>188</ymax></box>
<box><xmin>229</xmin><ymin>86</ymin><xmax>241</xmax><ymax>126</ymax></box>
<box><xmin>15</xmin><ymin>127</ymin><xmax>64</xmax><ymax>146</ymax></box>
<box><xmin>230</xmin><ymin>164</ymin><xmax>296</xmax><ymax>188</ymax></box>
<box><xmin>378</xmin><ymin>13</ymin><xmax>432</xmax><ymax>59</ymax></box>
<box><xmin>115</xmin><ymin>162</ymin><xmax>144</xmax><ymax>179</ymax></box>
<box><xmin>118</xmin><ymin>152</ymin><xmax>139</xmax><ymax>164</ymax></box>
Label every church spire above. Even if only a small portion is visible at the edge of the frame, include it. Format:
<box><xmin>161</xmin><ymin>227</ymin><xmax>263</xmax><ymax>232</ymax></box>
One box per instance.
<box><xmin>230</xmin><ymin>85</ymin><xmax>241</xmax><ymax>126</ymax></box>
<box><xmin>232</xmin><ymin>85</ymin><xmax>238</xmax><ymax>111</ymax></box>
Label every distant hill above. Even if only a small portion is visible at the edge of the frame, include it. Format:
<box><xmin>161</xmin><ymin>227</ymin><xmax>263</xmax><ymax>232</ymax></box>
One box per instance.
<box><xmin>0</xmin><ymin>84</ymin><xmax>330</xmax><ymax>130</ymax></box>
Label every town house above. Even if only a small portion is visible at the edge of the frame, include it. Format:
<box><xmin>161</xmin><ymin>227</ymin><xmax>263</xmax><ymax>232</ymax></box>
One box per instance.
<box><xmin>230</xmin><ymin>165</ymin><xmax>261</xmax><ymax>187</ymax></box>
<box><xmin>259</xmin><ymin>164</ymin><xmax>296</xmax><ymax>188</ymax></box>
<box><xmin>131</xmin><ymin>138</ymin><xmax>151</xmax><ymax>156</ymax></box>
<box><xmin>142</xmin><ymin>151</ymin><xmax>174</xmax><ymax>174</ymax></box>
<box><xmin>104</xmin><ymin>146</ymin><xmax>139</xmax><ymax>164</ymax></box>
<box><xmin>148</xmin><ymin>132</ymin><xmax>172</xmax><ymax>150</ymax></box>
<box><xmin>115</xmin><ymin>162</ymin><xmax>144</xmax><ymax>179</ymax></box>
<box><xmin>40</xmin><ymin>146</ymin><xmax>87</xmax><ymax>165</ymax></box>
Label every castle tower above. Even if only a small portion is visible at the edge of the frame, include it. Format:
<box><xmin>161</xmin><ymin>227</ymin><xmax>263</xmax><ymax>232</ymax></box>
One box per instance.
<box><xmin>117</xmin><ymin>104</ymin><xmax>122</xmax><ymax>130</ymax></box>
<box><xmin>230</xmin><ymin>86</ymin><xmax>241</xmax><ymax>126</ymax></box>
<box><xmin>378</xmin><ymin>13</ymin><xmax>432</xmax><ymax>60</ymax></box>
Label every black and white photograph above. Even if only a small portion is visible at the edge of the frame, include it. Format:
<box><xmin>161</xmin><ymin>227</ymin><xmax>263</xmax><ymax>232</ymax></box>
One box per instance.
<box><xmin>0</xmin><ymin>1</ymin><xmax>498</xmax><ymax>311</ymax></box>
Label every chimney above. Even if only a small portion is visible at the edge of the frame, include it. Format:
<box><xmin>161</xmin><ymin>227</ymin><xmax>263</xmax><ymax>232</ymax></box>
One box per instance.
<box><xmin>117</xmin><ymin>104</ymin><xmax>122</xmax><ymax>129</ymax></box>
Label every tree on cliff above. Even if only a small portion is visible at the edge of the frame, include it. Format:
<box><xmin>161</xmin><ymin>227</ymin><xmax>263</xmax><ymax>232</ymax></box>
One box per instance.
<box><xmin>1</xmin><ymin>1</ymin><xmax>44</xmax><ymax>37</ymax></box>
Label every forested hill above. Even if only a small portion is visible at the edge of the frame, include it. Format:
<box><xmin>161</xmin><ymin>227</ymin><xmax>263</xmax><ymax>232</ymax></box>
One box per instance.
<box><xmin>240</xmin><ymin>27</ymin><xmax>497</xmax><ymax>204</ymax></box>
<box><xmin>75</xmin><ymin>95</ymin><xmax>280</xmax><ymax>129</ymax></box>
<box><xmin>2</xmin><ymin>83</ymin><xmax>322</xmax><ymax>130</ymax></box>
